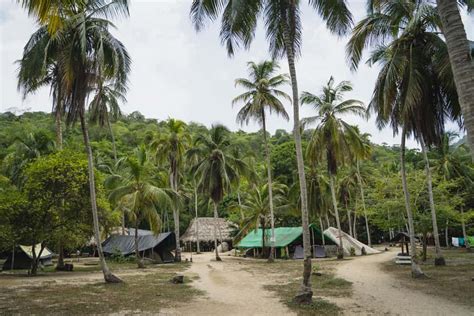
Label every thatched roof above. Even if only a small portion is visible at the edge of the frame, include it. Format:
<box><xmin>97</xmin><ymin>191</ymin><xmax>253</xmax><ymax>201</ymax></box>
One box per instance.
<box><xmin>180</xmin><ymin>217</ymin><xmax>237</xmax><ymax>243</ymax></box>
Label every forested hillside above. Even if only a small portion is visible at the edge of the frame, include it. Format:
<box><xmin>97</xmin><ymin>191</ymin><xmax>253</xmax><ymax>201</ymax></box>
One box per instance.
<box><xmin>1</xmin><ymin>110</ymin><xmax>472</xmax><ymax>256</ymax></box>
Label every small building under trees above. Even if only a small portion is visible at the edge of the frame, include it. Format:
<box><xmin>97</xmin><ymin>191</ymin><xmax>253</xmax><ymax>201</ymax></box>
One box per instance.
<box><xmin>180</xmin><ymin>217</ymin><xmax>237</xmax><ymax>252</ymax></box>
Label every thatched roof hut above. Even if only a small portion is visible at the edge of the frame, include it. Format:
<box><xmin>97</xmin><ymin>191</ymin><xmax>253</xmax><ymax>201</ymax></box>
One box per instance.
<box><xmin>181</xmin><ymin>217</ymin><xmax>237</xmax><ymax>243</ymax></box>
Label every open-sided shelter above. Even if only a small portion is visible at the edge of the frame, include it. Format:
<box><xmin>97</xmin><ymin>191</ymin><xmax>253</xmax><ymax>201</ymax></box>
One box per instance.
<box><xmin>180</xmin><ymin>217</ymin><xmax>237</xmax><ymax>251</ymax></box>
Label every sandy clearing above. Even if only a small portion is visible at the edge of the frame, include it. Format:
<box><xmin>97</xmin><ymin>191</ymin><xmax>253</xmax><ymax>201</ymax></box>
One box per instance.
<box><xmin>160</xmin><ymin>252</ymin><xmax>295</xmax><ymax>316</ymax></box>
<box><xmin>334</xmin><ymin>249</ymin><xmax>473</xmax><ymax>316</ymax></box>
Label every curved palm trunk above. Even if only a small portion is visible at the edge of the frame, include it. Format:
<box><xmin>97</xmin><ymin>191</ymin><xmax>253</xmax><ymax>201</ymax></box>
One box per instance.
<box><xmin>79</xmin><ymin>112</ymin><xmax>121</xmax><ymax>283</ymax></box>
<box><xmin>436</xmin><ymin>0</ymin><xmax>474</xmax><ymax>160</ymax></box>
<box><xmin>213</xmin><ymin>202</ymin><xmax>221</xmax><ymax>261</ymax></box>
<box><xmin>400</xmin><ymin>129</ymin><xmax>424</xmax><ymax>278</ymax></box>
<box><xmin>329</xmin><ymin>175</ymin><xmax>344</xmax><ymax>259</ymax></box>
<box><xmin>420</xmin><ymin>140</ymin><xmax>445</xmax><ymax>265</ymax></box>
<box><xmin>281</xmin><ymin>7</ymin><xmax>312</xmax><ymax>301</ymax></box>
<box><xmin>261</xmin><ymin>221</ymin><xmax>266</xmax><ymax>258</ymax></box>
<box><xmin>262</xmin><ymin>115</ymin><xmax>276</xmax><ymax>262</ymax></box>
<box><xmin>194</xmin><ymin>187</ymin><xmax>201</xmax><ymax>254</ymax></box>
<box><xmin>357</xmin><ymin>161</ymin><xmax>371</xmax><ymax>247</ymax></box>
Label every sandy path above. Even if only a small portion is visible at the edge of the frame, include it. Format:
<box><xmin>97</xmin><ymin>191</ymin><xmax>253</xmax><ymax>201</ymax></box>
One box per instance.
<box><xmin>160</xmin><ymin>252</ymin><xmax>295</xmax><ymax>316</ymax></box>
<box><xmin>335</xmin><ymin>249</ymin><xmax>472</xmax><ymax>315</ymax></box>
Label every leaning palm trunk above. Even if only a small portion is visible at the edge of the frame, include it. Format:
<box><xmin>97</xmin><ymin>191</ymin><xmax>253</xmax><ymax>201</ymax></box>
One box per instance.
<box><xmin>357</xmin><ymin>161</ymin><xmax>371</xmax><ymax>247</ymax></box>
<box><xmin>262</xmin><ymin>116</ymin><xmax>276</xmax><ymax>262</ymax></box>
<box><xmin>213</xmin><ymin>202</ymin><xmax>221</xmax><ymax>261</ymax></box>
<box><xmin>79</xmin><ymin>111</ymin><xmax>121</xmax><ymax>283</ymax></box>
<box><xmin>436</xmin><ymin>0</ymin><xmax>474</xmax><ymax>160</ymax></box>
<box><xmin>281</xmin><ymin>7</ymin><xmax>312</xmax><ymax>302</ymax></box>
<box><xmin>194</xmin><ymin>187</ymin><xmax>201</xmax><ymax>253</ymax></box>
<box><xmin>400</xmin><ymin>129</ymin><xmax>424</xmax><ymax>278</ymax></box>
<box><xmin>421</xmin><ymin>140</ymin><xmax>445</xmax><ymax>265</ymax></box>
<box><xmin>329</xmin><ymin>175</ymin><xmax>344</xmax><ymax>259</ymax></box>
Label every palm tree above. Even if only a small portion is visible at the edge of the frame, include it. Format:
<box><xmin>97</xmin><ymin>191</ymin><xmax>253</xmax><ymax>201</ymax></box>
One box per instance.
<box><xmin>236</xmin><ymin>182</ymin><xmax>288</xmax><ymax>258</ymax></box>
<box><xmin>109</xmin><ymin>146</ymin><xmax>172</xmax><ymax>268</ymax></box>
<box><xmin>338</xmin><ymin>169</ymin><xmax>358</xmax><ymax>238</ymax></box>
<box><xmin>17</xmin><ymin>0</ymin><xmax>131</xmax><ymax>283</ymax></box>
<box><xmin>190</xmin><ymin>0</ymin><xmax>353</xmax><ymax>301</ymax></box>
<box><xmin>347</xmin><ymin>2</ymin><xmax>462</xmax><ymax>274</ymax></box>
<box><xmin>306</xmin><ymin>166</ymin><xmax>331</xmax><ymax>246</ymax></box>
<box><xmin>151</xmin><ymin>119</ymin><xmax>190</xmax><ymax>262</ymax></box>
<box><xmin>435</xmin><ymin>0</ymin><xmax>474</xmax><ymax>159</ymax></box>
<box><xmin>190</xmin><ymin>125</ymin><xmax>246</xmax><ymax>261</ymax></box>
<box><xmin>89</xmin><ymin>82</ymin><xmax>126</xmax><ymax>162</ymax></box>
<box><xmin>233</xmin><ymin>60</ymin><xmax>290</xmax><ymax>261</ymax></box>
<box><xmin>2</xmin><ymin>131</ymin><xmax>55</xmax><ymax>187</ymax></box>
<box><xmin>302</xmin><ymin>77</ymin><xmax>366</xmax><ymax>259</ymax></box>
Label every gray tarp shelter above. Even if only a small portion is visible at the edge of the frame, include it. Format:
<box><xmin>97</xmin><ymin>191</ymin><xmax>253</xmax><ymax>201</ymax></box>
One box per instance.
<box><xmin>102</xmin><ymin>232</ymin><xmax>175</xmax><ymax>263</ymax></box>
<box><xmin>2</xmin><ymin>244</ymin><xmax>53</xmax><ymax>270</ymax></box>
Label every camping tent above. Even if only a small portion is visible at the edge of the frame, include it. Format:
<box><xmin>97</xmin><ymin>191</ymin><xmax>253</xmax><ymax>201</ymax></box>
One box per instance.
<box><xmin>236</xmin><ymin>225</ymin><xmax>333</xmax><ymax>258</ymax></box>
<box><xmin>102</xmin><ymin>232</ymin><xmax>175</xmax><ymax>263</ymax></box>
<box><xmin>323</xmin><ymin>227</ymin><xmax>380</xmax><ymax>256</ymax></box>
<box><xmin>180</xmin><ymin>217</ymin><xmax>237</xmax><ymax>251</ymax></box>
<box><xmin>2</xmin><ymin>244</ymin><xmax>53</xmax><ymax>270</ymax></box>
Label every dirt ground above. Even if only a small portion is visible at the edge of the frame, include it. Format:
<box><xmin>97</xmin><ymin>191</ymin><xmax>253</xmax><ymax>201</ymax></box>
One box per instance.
<box><xmin>334</xmin><ymin>248</ymin><xmax>473</xmax><ymax>315</ymax></box>
<box><xmin>160</xmin><ymin>252</ymin><xmax>295</xmax><ymax>316</ymax></box>
<box><xmin>1</xmin><ymin>249</ymin><xmax>473</xmax><ymax>315</ymax></box>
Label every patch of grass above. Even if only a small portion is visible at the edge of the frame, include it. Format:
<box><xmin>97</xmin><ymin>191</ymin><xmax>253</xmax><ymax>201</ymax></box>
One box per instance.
<box><xmin>0</xmin><ymin>263</ymin><xmax>202</xmax><ymax>314</ymax></box>
<box><xmin>243</xmin><ymin>258</ymin><xmax>351</xmax><ymax>315</ymax></box>
<box><xmin>382</xmin><ymin>248</ymin><xmax>474</xmax><ymax>308</ymax></box>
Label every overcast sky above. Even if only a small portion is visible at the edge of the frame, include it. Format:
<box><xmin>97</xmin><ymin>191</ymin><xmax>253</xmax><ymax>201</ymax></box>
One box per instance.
<box><xmin>1</xmin><ymin>1</ymin><xmax>473</xmax><ymax>148</ymax></box>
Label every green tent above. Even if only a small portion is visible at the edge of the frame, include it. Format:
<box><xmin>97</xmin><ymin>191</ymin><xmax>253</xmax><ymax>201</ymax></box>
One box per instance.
<box><xmin>236</xmin><ymin>225</ymin><xmax>329</xmax><ymax>248</ymax></box>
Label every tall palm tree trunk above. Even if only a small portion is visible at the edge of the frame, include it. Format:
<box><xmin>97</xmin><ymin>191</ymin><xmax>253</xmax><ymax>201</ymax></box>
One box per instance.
<box><xmin>461</xmin><ymin>206</ymin><xmax>470</xmax><ymax>249</ymax></box>
<box><xmin>436</xmin><ymin>0</ymin><xmax>474</xmax><ymax>160</ymax></box>
<box><xmin>170</xmin><ymin>169</ymin><xmax>181</xmax><ymax>262</ymax></box>
<box><xmin>194</xmin><ymin>187</ymin><xmax>201</xmax><ymax>253</ymax></box>
<box><xmin>281</xmin><ymin>7</ymin><xmax>312</xmax><ymax>301</ymax></box>
<box><xmin>213</xmin><ymin>202</ymin><xmax>221</xmax><ymax>261</ymax></box>
<box><xmin>420</xmin><ymin>140</ymin><xmax>445</xmax><ymax>265</ymax></box>
<box><xmin>79</xmin><ymin>111</ymin><xmax>121</xmax><ymax>283</ymax></box>
<box><xmin>262</xmin><ymin>115</ymin><xmax>276</xmax><ymax>262</ymax></box>
<box><xmin>107</xmin><ymin>119</ymin><xmax>118</xmax><ymax>162</ymax></box>
<box><xmin>319</xmin><ymin>217</ymin><xmax>325</xmax><ymax>246</ymax></box>
<box><xmin>329</xmin><ymin>175</ymin><xmax>344</xmax><ymax>259</ymax></box>
<box><xmin>134</xmin><ymin>220</ymin><xmax>145</xmax><ymax>268</ymax></box>
<box><xmin>345</xmin><ymin>201</ymin><xmax>353</xmax><ymax>237</ymax></box>
<box><xmin>357</xmin><ymin>161</ymin><xmax>371</xmax><ymax>247</ymax></box>
<box><xmin>400</xmin><ymin>128</ymin><xmax>424</xmax><ymax>278</ymax></box>
<box><xmin>445</xmin><ymin>219</ymin><xmax>450</xmax><ymax>248</ymax></box>
<box><xmin>54</xmin><ymin>106</ymin><xmax>66</xmax><ymax>270</ymax></box>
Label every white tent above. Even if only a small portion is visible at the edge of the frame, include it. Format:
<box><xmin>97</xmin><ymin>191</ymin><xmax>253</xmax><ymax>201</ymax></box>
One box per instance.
<box><xmin>323</xmin><ymin>227</ymin><xmax>380</xmax><ymax>256</ymax></box>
